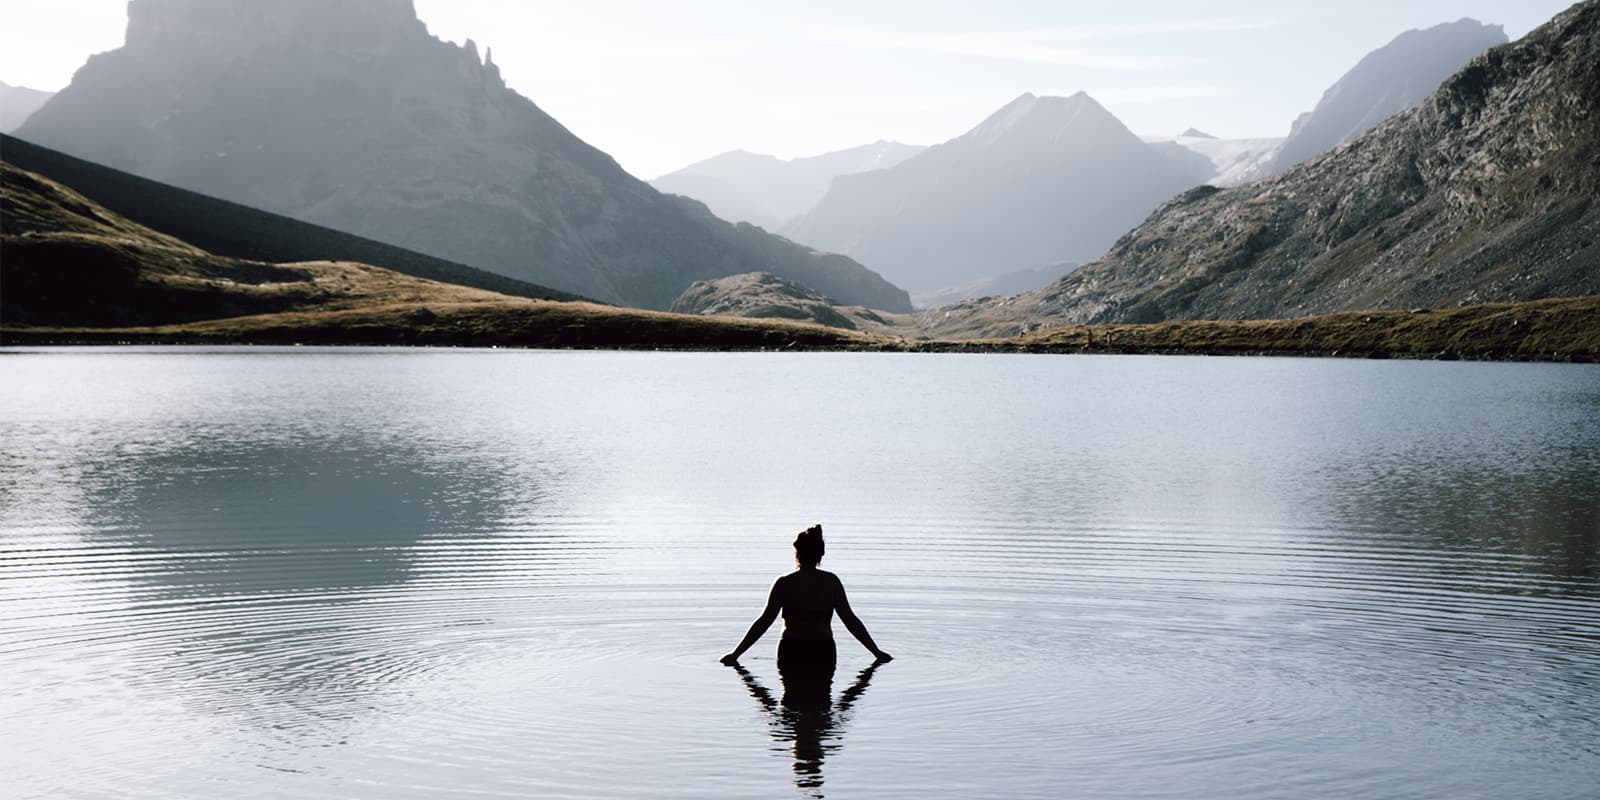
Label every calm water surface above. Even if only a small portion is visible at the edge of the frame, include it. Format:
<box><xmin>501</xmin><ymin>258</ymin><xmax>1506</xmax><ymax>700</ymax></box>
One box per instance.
<box><xmin>2</xmin><ymin>348</ymin><xmax>1597</xmax><ymax>799</ymax></box>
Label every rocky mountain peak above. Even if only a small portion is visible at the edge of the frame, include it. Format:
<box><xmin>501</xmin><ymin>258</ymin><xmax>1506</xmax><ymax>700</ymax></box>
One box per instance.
<box><xmin>957</xmin><ymin>91</ymin><xmax>1132</xmax><ymax>151</ymax></box>
<box><xmin>125</xmin><ymin>0</ymin><xmax>427</xmax><ymax>51</ymax></box>
<box><xmin>1270</xmin><ymin>16</ymin><xmax>1508</xmax><ymax>172</ymax></box>
<box><xmin>17</xmin><ymin>0</ymin><xmax>910</xmax><ymax>312</ymax></box>
<box><xmin>937</xmin><ymin>0</ymin><xmax>1600</xmax><ymax>334</ymax></box>
<box><xmin>782</xmin><ymin>90</ymin><xmax>1206</xmax><ymax>298</ymax></box>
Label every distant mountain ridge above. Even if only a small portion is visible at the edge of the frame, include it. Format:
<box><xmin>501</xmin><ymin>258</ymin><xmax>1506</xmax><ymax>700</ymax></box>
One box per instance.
<box><xmin>782</xmin><ymin>92</ymin><xmax>1209</xmax><ymax>300</ymax></box>
<box><xmin>650</xmin><ymin>141</ymin><xmax>925</xmax><ymax>230</ymax></box>
<box><xmin>923</xmin><ymin>1</ymin><xmax>1600</xmax><ymax>334</ymax></box>
<box><xmin>1138</xmin><ymin>20</ymin><xmax>1508</xmax><ymax>189</ymax></box>
<box><xmin>1269</xmin><ymin>18</ymin><xmax>1508</xmax><ymax>173</ymax></box>
<box><xmin>912</xmin><ymin>261</ymin><xmax>1078</xmax><ymax>309</ymax></box>
<box><xmin>1171</xmin><ymin>134</ymin><xmax>1283</xmax><ymax>187</ymax></box>
<box><xmin>14</xmin><ymin>0</ymin><xmax>910</xmax><ymax>312</ymax></box>
<box><xmin>0</xmin><ymin>81</ymin><xmax>53</xmax><ymax>133</ymax></box>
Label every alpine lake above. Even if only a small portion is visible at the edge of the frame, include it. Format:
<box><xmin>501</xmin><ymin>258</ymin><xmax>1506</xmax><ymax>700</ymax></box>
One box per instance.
<box><xmin>3</xmin><ymin>347</ymin><xmax>1596</xmax><ymax>799</ymax></box>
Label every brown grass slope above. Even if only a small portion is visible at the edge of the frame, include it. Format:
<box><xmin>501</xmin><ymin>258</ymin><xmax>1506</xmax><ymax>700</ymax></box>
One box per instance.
<box><xmin>933</xmin><ymin>297</ymin><xmax>1600</xmax><ymax>361</ymax></box>
<box><xmin>0</xmin><ymin>161</ymin><xmax>881</xmax><ymax>349</ymax></box>
<box><xmin>925</xmin><ymin>1</ymin><xmax>1600</xmax><ymax>337</ymax></box>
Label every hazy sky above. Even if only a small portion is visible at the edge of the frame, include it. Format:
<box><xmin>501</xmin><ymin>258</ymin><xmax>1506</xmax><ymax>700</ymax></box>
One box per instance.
<box><xmin>0</xmin><ymin>0</ymin><xmax>1577</xmax><ymax>178</ymax></box>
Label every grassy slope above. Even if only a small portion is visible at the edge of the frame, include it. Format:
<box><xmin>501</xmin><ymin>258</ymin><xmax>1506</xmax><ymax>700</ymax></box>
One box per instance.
<box><xmin>0</xmin><ymin>160</ymin><xmax>882</xmax><ymax>350</ymax></box>
<box><xmin>0</xmin><ymin>133</ymin><xmax>581</xmax><ymax>302</ymax></box>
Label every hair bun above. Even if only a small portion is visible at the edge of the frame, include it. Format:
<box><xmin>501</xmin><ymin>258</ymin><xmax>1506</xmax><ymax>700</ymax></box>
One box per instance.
<box><xmin>793</xmin><ymin>524</ymin><xmax>826</xmax><ymax>565</ymax></box>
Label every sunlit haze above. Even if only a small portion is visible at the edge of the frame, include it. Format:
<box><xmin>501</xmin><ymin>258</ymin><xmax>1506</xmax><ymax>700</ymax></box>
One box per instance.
<box><xmin>0</xmin><ymin>0</ymin><xmax>1578</xmax><ymax>178</ymax></box>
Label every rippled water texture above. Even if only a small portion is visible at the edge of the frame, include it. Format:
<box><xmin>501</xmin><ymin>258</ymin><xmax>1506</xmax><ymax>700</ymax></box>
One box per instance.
<box><xmin>2</xmin><ymin>348</ymin><xmax>1597</xmax><ymax>799</ymax></box>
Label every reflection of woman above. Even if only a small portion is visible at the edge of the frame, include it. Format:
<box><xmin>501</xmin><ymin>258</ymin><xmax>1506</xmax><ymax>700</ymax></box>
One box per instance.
<box><xmin>730</xmin><ymin>661</ymin><xmax>883</xmax><ymax>794</ymax></box>
<box><xmin>720</xmin><ymin>524</ymin><xmax>892</xmax><ymax>669</ymax></box>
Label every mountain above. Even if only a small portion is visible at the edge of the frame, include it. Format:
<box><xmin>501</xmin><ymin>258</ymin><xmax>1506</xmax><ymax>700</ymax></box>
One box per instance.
<box><xmin>1269</xmin><ymin>18</ymin><xmax>1508</xmax><ymax>174</ymax></box>
<box><xmin>781</xmin><ymin>92</ymin><xmax>1210</xmax><ymax>300</ymax></box>
<box><xmin>13</xmin><ymin>0</ymin><xmax>909</xmax><ymax>312</ymax></box>
<box><xmin>1149</xmin><ymin>19</ymin><xmax>1507</xmax><ymax>188</ymax></box>
<box><xmin>922</xmin><ymin>1</ymin><xmax>1600</xmax><ymax>334</ymax></box>
<box><xmin>650</xmin><ymin>141</ymin><xmax>925</xmax><ymax>230</ymax></box>
<box><xmin>0</xmin><ymin>82</ymin><xmax>54</xmax><ymax>133</ymax></box>
<box><xmin>1</xmin><ymin>133</ymin><xmax>577</xmax><ymax>302</ymax></box>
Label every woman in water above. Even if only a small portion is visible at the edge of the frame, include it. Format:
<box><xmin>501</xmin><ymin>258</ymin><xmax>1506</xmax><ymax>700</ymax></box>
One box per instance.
<box><xmin>720</xmin><ymin>524</ymin><xmax>892</xmax><ymax>670</ymax></box>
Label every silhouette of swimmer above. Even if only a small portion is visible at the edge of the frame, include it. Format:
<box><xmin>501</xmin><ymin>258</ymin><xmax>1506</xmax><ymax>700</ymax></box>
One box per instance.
<box><xmin>720</xmin><ymin>524</ymin><xmax>892</xmax><ymax>670</ymax></box>
<box><xmin>729</xmin><ymin>661</ymin><xmax>883</xmax><ymax>795</ymax></box>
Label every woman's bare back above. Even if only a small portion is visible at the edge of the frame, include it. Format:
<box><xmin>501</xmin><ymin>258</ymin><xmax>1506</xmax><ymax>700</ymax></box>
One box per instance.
<box><xmin>776</xmin><ymin>569</ymin><xmax>842</xmax><ymax>641</ymax></box>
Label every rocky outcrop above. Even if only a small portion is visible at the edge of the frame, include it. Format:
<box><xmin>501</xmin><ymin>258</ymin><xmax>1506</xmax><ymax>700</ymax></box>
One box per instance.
<box><xmin>671</xmin><ymin>272</ymin><xmax>898</xmax><ymax>332</ymax></box>
<box><xmin>14</xmin><ymin>0</ymin><xmax>910</xmax><ymax>312</ymax></box>
<box><xmin>1269</xmin><ymin>19</ymin><xmax>1508</xmax><ymax>174</ymax></box>
<box><xmin>650</xmin><ymin>141</ymin><xmax>925</xmax><ymax>230</ymax></box>
<box><xmin>782</xmin><ymin>92</ymin><xmax>1211</xmax><ymax>299</ymax></box>
<box><xmin>922</xmin><ymin>2</ymin><xmax>1600</xmax><ymax>336</ymax></box>
<box><xmin>0</xmin><ymin>81</ymin><xmax>53</xmax><ymax>133</ymax></box>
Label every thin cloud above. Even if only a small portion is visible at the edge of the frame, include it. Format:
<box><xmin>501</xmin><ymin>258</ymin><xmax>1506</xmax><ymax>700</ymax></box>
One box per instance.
<box><xmin>527</xmin><ymin>41</ymin><xmax>759</xmax><ymax>61</ymax></box>
<box><xmin>1027</xmin><ymin>18</ymin><xmax>1280</xmax><ymax>40</ymax></box>
<box><xmin>757</xmin><ymin>95</ymin><xmax>1004</xmax><ymax>114</ymax></box>
<box><xmin>754</xmin><ymin>87</ymin><xmax>1236</xmax><ymax>122</ymax></box>
<box><xmin>789</xmin><ymin>25</ymin><xmax>1169</xmax><ymax>71</ymax></box>
<box><xmin>787</xmin><ymin>17</ymin><xmax>1277</xmax><ymax>71</ymax></box>
<box><xmin>1086</xmin><ymin>84</ymin><xmax>1237</xmax><ymax>104</ymax></box>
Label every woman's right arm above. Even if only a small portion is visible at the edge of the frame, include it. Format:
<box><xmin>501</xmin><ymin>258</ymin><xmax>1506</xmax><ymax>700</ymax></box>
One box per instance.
<box><xmin>721</xmin><ymin>579</ymin><xmax>783</xmax><ymax>665</ymax></box>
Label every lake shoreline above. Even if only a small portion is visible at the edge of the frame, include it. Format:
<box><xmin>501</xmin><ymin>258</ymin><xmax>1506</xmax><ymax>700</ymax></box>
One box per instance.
<box><xmin>4</xmin><ymin>295</ymin><xmax>1597</xmax><ymax>363</ymax></box>
<box><xmin>3</xmin><ymin>340</ymin><xmax>1593</xmax><ymax>365</ymax></box>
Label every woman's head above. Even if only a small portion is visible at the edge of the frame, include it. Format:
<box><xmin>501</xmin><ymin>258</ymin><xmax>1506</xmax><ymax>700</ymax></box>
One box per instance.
<box><xmin>794</xmin><ymin>524</ymin><xmax>825</xmax><ymax>568</ymax></box>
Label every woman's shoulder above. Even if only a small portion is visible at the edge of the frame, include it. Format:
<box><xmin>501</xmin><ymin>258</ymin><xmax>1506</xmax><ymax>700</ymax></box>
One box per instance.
<box><xmin>778</xmin><ymin>568</ymin><xmax>842</xmax><ymax>585</ymax></box>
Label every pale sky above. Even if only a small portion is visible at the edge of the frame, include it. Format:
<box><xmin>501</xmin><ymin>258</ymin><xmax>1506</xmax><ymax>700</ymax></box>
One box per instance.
<box><xmin>0</xmin><ymin>0</ymin><xmax>1577</xmax><ymax>178</ymax></box>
